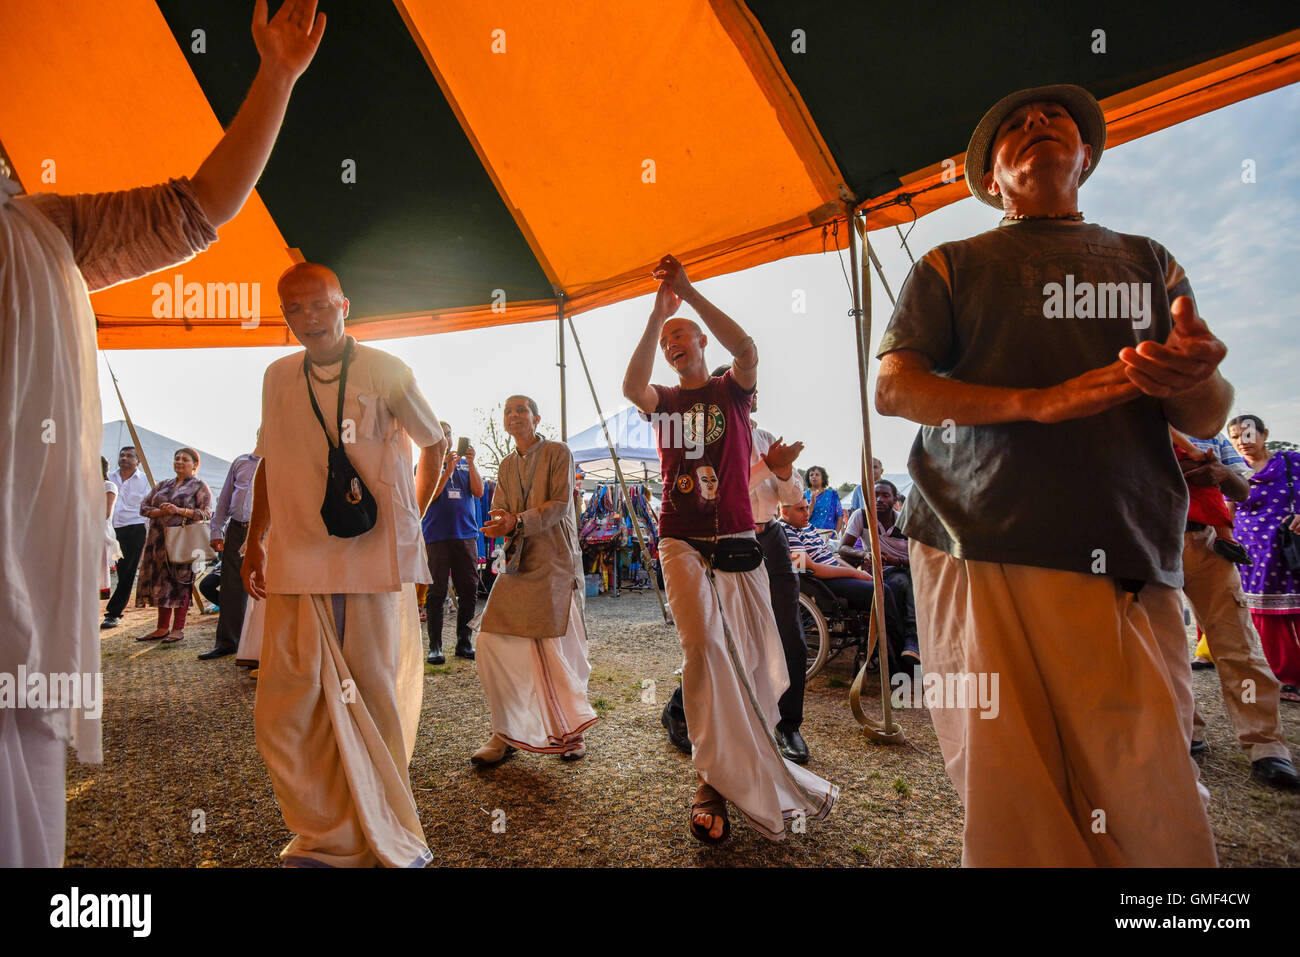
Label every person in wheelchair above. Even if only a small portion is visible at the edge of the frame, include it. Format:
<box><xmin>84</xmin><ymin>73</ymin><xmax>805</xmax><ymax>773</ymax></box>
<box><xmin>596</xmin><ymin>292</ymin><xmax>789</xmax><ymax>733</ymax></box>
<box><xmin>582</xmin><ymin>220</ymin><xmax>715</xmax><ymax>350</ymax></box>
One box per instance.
<box><xmin>779</xmin><ymin>499</ymin><xmax>914</xmax><ymax>671</ymax></box>
<box><xmin>838</xmin><ymin>480</ymin><xmax>920</xmax><ymax>668</ymax></box>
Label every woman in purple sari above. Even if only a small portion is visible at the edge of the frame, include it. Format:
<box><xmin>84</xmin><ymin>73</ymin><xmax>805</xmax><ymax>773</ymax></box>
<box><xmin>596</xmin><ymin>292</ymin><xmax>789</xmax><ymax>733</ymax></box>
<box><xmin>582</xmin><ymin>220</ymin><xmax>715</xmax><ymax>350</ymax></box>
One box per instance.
<box><xmin>135</xmin><ymin>448</ymin><xmax>213</xmax><ymax>643</ymax></box>
<box><xmin>1228</xmin><ymin>415</ymin><xmax>1300</xmax><ymax>703</ymax></box>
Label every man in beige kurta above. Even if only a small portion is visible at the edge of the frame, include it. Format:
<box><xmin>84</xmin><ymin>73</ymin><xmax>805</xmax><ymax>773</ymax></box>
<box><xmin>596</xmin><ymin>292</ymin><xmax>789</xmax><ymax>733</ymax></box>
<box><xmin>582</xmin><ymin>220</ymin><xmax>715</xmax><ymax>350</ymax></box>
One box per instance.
<box><xmin>0</xmin><ymin>0</ymin><xmax>324</xmax><ymax>867</ymax></box>
<box><xmin>471</xmin><ymin>396</ymin><xmax>596</xmax><ymax>765</ymax></box>
<box><xmin>243</xmin><ymin>263</ymin><xmax>445</xmax><ymax>867</ymax></box>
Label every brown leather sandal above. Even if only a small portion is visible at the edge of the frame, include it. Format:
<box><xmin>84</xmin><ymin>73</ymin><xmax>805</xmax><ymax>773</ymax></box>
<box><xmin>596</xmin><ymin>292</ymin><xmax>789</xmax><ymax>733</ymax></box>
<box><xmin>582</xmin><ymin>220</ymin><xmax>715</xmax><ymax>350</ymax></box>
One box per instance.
<box><xmin>690</xmin><ymin>781</ymin><xmax>730</xmax><ymax>844</ymax></box>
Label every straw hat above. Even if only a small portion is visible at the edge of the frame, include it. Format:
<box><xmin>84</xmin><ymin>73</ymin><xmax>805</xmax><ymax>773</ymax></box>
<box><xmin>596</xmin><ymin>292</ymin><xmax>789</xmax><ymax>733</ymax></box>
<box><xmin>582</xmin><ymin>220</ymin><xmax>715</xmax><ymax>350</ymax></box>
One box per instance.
<box><xmin>965</xmin><ymin>84</ymin><xmax>1106</xmax><ymax>208</ymax></box>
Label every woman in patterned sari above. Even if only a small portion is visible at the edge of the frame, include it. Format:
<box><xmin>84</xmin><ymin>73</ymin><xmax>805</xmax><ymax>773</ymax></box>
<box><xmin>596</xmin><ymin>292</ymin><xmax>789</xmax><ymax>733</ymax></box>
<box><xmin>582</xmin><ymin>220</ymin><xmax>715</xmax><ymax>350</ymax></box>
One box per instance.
<box><xmin>135</xmin><ymin>448</ymin><xmax>213</xmax><ymax>643</ymax></box>
<box><xmin>1228</xmin><ymin>415</ymin><xmax>1300</xmax><ymax>703</ymax></box>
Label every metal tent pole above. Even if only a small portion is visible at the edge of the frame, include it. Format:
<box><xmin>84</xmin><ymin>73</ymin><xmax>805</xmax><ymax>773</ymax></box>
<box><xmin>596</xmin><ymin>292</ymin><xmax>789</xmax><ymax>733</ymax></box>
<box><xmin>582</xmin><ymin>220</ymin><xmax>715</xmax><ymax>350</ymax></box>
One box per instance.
<box><xmin>564</xmin><ymin>315</ymin><xmax>672</xmax><ymax>624</ymax></box>
<box><xmin>844</xmin><ymin>210</ymin><xmax>904</xmax><ymax>745</ymax></box>
<box><xmin>557</xmin><ymin>293</ymin><xmax>568</xmax><ymax>441</ymax></box>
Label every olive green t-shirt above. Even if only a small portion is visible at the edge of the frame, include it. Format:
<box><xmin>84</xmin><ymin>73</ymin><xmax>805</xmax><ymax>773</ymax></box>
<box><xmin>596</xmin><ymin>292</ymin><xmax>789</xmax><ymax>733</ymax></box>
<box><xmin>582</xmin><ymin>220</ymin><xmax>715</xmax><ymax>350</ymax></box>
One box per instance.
<box><xmin>876</xmin><ymin>220</ymin><xmax>1193</xmax><ymax>587</ymax></box>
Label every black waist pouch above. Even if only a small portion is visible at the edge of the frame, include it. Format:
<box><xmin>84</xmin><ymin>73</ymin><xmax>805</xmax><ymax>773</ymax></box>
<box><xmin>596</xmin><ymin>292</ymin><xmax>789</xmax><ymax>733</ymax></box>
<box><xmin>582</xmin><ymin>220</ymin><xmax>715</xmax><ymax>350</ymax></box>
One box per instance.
<box><xmin>685</xmin><ymin>535</ymin><xmax>763</xmax><ymax>573</ymax></box>
<box><xmin>306</xmin><ymin>340</ymin><xmax>377</xmax><ymax>539</ymax></box>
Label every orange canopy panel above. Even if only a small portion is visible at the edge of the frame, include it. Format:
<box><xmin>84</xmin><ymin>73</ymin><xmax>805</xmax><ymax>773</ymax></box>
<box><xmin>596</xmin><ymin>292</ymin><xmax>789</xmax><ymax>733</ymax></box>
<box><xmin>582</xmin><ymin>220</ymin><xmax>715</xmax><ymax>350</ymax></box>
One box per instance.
<box><xmin>0</xmin><ymin>0</ymin><xmax>300</xmax><ymax>348</ymax></box>
<box><xmin>396</xmin><ymin>0</ymin><xmax>845</xmax><ymax>299</ymax></box>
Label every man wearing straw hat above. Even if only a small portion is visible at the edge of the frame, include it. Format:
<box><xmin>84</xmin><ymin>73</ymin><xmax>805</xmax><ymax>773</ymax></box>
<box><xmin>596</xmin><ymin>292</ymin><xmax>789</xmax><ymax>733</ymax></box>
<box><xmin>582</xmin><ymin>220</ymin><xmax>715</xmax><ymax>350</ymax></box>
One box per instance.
<box><xmin>876</xmin><ymin>85</ymin><xmax>1233</xmax><ymax>866</ymax></box>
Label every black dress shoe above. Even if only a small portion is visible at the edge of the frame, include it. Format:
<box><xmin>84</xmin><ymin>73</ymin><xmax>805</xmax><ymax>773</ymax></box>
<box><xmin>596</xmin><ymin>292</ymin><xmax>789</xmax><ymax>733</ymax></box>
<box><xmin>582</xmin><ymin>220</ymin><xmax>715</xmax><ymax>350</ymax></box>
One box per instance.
<box><xmin>1190</xmin><ymin>739</ymin><xmax>1207</xmax><ymax>756</ymax></box>
<box><xmin>100</xmin><ymin>617</ymin><xmax>121</xmax><ymax>629</ymax></box>
<box><xmin>454</xmin><ymin>641</ymin><xmax>475</xmax><ymax>660</ymax></box>
<box><xmin>426</xmin><ymin>649</ymin><xmax>445</xmax><ymax>665</ymax></box>
<box><xmin>660</xmin><ymin>703</ymin><xmax>691</xmax><ymax>755</ymax></box>
<box><xmin>197</xmin><ymin>647</ymin><xmax>235</xmax><ymax>661</ymax></box>
<box><xmin>1251</xmin><ymin>757</ymin><xmax>1300</xmax><ymax>790</ymax></box>
<box><xmin>776</xmin><ymin>727</ymin><xmax>811</xmax><ymax>764</ymax></box>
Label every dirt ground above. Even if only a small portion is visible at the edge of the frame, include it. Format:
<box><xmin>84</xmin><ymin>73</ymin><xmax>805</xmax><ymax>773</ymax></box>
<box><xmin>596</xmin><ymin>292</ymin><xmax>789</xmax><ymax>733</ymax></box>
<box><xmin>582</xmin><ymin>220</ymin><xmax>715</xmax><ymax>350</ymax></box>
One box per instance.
<box><xmin>67</xmin><ymin>589</ymin><xmax>1300</xmax><ymax>867</ymax></box>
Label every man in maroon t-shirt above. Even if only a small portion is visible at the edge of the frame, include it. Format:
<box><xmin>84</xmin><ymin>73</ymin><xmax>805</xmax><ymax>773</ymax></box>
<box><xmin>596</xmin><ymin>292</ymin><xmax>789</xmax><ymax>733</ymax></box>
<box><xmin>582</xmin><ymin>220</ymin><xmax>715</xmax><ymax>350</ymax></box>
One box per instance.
<box><xmin>623</xmin><ymin>254</ymin><xmax>837</xmax><ymax>845</ymax></box>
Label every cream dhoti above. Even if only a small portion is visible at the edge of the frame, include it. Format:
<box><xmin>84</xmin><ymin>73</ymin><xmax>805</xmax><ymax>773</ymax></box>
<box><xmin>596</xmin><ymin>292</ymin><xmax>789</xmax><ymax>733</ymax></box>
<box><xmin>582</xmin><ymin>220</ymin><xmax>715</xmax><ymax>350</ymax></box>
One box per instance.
<box><xmin>476</xmin><ymin>594</ymin><xmax>597</xmax><ymax>752</ymax></box>
<box><xmin>254</xmin><ymin>584</ymin><xmax>430</xmax><ymax>868</ymax></box>
<box><xmin>660</xmin><ymin>535</ymin><xmax>838</xmax><ymax>840</ymax></box>
<box><xmin>910</xmin><ymin>539</ymin><xmax>1216</xmax><ymax>867</ymax></box>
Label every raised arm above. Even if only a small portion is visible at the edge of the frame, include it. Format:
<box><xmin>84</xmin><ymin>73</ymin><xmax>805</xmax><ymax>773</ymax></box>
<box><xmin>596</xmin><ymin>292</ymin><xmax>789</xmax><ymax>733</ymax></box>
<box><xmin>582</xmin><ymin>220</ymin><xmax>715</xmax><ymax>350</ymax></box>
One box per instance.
<box><xmin>656</xmin><ymin>255</ymin><xmax>757</xmax><ymax>390</ymax></box>
<box><xmin>190</xmin><ymin>0</ymin><xmax>324</xmax><ymax>226</ymax></box>
<box><xmin>623</xmin><ymin>282</ymin><xmax>678</xmax><ymax>413</ymax></box>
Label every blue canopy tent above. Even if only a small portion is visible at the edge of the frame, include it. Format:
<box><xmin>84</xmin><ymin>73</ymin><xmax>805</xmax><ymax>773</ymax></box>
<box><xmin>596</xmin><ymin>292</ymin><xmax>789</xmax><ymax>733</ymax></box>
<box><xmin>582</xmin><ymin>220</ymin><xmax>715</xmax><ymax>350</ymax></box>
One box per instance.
<box><xmin>567</xmin><ymin>407</ymin><xmax>661</xmax><ymax>485</ymax></box>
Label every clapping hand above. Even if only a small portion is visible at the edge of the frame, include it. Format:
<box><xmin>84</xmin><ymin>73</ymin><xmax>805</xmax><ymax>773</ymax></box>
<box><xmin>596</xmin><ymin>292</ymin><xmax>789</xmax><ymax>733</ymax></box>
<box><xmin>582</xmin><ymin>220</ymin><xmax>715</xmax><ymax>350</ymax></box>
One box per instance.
<box><xmin>1119</xmin><ymin>296</ymin><xmax>1227</xmax><ymax>398</ymax></box>
<box><xmin>481</xmin><ymin>508</ymin><xmax>518</xmax><ymax>538</ymax></box>
<box><xmin>652</xmin><ymin>254</ymin><xmax>693</xmax><ymax>298</ymax></box>
<box><xmin>650</xmin><ymin>280</ymin><xmax>681</xmax><ymax>324</ymax></box>
<box><xmin>764</xmin><ymin>437</ymin><xmax>804</xmax><ymax>479</ymax></box>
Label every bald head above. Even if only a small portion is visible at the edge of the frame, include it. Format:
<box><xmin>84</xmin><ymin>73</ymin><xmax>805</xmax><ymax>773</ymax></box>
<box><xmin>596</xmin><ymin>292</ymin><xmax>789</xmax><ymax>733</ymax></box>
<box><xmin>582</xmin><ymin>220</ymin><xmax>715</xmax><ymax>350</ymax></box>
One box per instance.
<box><xmin>278</xmin><ymin>262</ymin><xmax>350</xmax><ymax>362</ymax></box>
<box><xmin>278</xmin><ymin>262</ymin><xmax>343</xmax><ymax>300</ymax></box>
<box><xmin>661</xmin><ymin>316</ymin><xmax>702</xmax><ymax>340</ymax></box>
<box><xmin>659</xmin><ymin>315</ymin><xmax>709</xmax><ymax>381</ymax></box>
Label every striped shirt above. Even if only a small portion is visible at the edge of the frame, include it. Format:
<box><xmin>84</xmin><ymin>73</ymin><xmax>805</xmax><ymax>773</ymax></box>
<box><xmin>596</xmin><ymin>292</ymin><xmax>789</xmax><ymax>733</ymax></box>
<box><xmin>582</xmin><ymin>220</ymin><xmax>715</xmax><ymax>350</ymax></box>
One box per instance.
<box><xmin>1186</xmin><ymin>434</ymin><xmax>1249</xmax><ymax>476</ymax></box>
<box><xmin>780</xmin><ymin>520</ymin><xmax>840</xmax><ymax>568</ymax></box>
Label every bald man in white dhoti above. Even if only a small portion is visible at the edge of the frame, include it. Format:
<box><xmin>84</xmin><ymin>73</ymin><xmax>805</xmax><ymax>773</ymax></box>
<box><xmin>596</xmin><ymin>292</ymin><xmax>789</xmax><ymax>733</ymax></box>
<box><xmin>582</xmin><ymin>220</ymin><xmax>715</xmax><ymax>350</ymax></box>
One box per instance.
<box><xmin>242</xmin><ymin>263</ymin><xmax>445</xmax><ymax>867</ymax></box>
<box><xmin>0</xmin><ymin>0</ymin><xmax>325</xmax><ymax>867</ymax></box>
<box><xmin>623</xmin><ymin>254</ymin><xmax>838</xmax><ymax>844</ymax></box>
<box><xmin>470</xmin><ymin>396</ymin><xmax>597</xmax><ymax>765</ymax></box>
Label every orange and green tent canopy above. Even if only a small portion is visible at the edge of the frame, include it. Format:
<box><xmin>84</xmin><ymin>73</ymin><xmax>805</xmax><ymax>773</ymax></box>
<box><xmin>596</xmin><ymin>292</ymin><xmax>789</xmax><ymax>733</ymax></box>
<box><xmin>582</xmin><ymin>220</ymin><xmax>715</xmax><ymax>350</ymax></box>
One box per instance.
<box><xmin>0</xmin><ymin>0</ymin><xmax>1296</xmax><ymax>349</ymax></box>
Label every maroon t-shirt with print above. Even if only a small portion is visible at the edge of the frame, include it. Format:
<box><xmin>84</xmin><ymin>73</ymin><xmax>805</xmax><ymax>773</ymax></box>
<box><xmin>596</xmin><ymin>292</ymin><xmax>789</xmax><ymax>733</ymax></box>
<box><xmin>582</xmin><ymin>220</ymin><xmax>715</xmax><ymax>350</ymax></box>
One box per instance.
<box><xmin>648</xmin><ymin>369</ymin><xmax>755</xmax><ymax>539</ymax></box>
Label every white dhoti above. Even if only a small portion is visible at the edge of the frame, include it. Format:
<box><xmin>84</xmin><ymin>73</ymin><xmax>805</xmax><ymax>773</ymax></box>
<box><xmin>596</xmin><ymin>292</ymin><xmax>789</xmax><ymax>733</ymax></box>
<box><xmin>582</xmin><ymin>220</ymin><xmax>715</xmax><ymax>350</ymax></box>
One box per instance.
<box><xmin>0</xmin><ymin>709</ymin><xmax>68</xmax><ymax>867</ymax></box>
<box><xmin>660</xmin><ymin>536</ymin><xmax>838</xmax><ymax>840</ymax></box>
<box><xmin>910</xmin><ymin>539</ymin><xmax>1217</xmax><ymax>867</ymax></box>
<box><xmin>254</xmin><ymin>583</ymin><xmax>430</xmax><ymax>868</ymax></box>
<box><xmin>476</xmin><ymin>594</ymin><xmax>597</xmax><ymax>752</ymax></box>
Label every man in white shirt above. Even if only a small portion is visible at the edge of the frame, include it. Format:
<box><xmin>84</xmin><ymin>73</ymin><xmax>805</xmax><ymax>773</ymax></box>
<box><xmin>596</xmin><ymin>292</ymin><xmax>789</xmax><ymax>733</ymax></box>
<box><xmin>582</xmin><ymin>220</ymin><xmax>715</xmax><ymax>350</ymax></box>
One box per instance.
<box><xmin>660</xmin><ymin>367</ymin><xmax>812</xmax><ymax>762</ymax></box>
<box><xmin>243</xmin><ymin>262</ymin><xmax>445</xmax><ymax>867</ymax></box>
<box><xmin>101</xmin><ymin>446</ymin><xmax>153</xmax><ymax>629</ymax></box>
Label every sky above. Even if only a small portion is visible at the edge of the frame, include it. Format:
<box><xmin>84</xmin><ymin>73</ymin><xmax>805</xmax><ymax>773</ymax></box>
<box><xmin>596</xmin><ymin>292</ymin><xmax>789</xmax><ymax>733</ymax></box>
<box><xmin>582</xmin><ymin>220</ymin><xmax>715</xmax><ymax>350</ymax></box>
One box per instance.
<box><xmin>97</xmin><ymin>83</ymin><xmax>1300</xmax><ymax>486</ymax></box>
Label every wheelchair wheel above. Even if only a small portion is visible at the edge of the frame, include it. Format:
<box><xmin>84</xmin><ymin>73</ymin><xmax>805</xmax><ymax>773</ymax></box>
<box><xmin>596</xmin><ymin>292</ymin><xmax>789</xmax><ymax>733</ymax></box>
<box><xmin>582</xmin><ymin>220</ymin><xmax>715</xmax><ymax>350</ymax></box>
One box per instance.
<box><xmin>798</xmin><ymin>592</ymin><xmax>830</xmax><ymax>680</ymax></box>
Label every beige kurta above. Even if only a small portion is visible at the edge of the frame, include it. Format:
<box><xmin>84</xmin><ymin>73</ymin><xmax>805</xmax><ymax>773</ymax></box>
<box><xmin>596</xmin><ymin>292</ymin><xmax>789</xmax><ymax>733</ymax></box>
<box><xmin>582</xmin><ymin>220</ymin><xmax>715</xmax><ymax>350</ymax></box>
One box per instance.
<box><xmin>254</xmin><ymin>339</ymin><xmax>442</xmax><ymax>594</ymax></box>
<box><xmin>0</xmin><ymin>173</ymin><xmax>214</xmax><ymax>865</ymax></box>
<box><xmin>479</xmin><ymin>437</ymin><xmax>584</xmax><ymax>637</ymax></box>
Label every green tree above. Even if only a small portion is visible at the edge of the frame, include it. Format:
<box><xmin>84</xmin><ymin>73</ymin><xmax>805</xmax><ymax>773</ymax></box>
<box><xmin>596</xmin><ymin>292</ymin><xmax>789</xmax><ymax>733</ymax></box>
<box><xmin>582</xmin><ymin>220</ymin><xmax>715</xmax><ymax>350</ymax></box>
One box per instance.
<box><xmin>1265</xmin><ymin>440</ymin><xmax>1297</xmax><ymax>453</ymax></box>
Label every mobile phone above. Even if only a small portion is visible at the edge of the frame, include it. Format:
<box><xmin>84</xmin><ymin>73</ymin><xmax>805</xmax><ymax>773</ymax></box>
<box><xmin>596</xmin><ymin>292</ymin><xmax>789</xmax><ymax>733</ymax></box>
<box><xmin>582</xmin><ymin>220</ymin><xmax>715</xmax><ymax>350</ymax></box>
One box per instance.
<box><xmin>457</xmin><ymin>436</ymin><xmax>469</xmax><ymax>456</ymax></box>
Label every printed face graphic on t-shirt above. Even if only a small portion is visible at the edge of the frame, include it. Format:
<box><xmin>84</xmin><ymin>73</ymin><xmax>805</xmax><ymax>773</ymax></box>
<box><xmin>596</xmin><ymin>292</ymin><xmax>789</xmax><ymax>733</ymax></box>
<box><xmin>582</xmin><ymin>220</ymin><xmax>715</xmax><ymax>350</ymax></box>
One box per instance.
<box><xmin>696</xmin><ymin>466</ymin><xmax>719</xmax><ymax>501</ymax></box>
